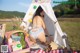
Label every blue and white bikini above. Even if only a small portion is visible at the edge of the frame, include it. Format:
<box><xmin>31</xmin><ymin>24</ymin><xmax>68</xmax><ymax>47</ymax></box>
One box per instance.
<box><xmin>29</xmin><ymin>27</ymin><xmax>45</xmax><ymax>39</ymax></box>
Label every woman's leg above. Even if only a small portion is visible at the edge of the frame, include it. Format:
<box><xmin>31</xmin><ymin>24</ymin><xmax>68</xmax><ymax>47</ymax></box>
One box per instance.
<box><xmin>28</xmin><ymin>36</ymin><xmax>36</xmax><ymax>46</ymax></box>
<box><xmin>37</xmin><ymin>32</ymin><xmax>46</xmax><ymax>43</ymax></box>
<box><xmin>38</xmin><ymin>32</ymin><xmax>52</xmax><ymax>51</ymax></box>
<box><xmin>29</xmin><ymin>36</ymin><xmax>36</xmax><ymax>43</ymax></box>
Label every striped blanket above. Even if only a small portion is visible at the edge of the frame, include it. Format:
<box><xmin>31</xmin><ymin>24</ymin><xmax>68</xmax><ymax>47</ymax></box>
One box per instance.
<box><xmin>30</xmin><ymin>49</ymin><xmax>79</xmax><ymax>53</ymax></box>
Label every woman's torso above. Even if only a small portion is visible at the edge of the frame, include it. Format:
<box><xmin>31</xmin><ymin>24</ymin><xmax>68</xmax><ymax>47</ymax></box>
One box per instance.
<box><xmin>32</xmin><ymin>16</ymin><xmax>43</xmax><ymax>28</ymax></box>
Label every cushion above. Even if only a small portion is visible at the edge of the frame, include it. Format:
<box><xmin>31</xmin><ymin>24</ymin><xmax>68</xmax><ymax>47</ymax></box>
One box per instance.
<box><xmin>50</xmin><ymin>41</ymin><xmax>58</xmax><ymax>50</ymax></box>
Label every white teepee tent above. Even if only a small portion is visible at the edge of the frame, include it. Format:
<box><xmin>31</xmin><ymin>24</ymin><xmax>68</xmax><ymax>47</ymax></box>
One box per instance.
<box><xmin>20</xmin><ymin>0</ymin><xmax>67</xmax><ymax>47</ymax></box>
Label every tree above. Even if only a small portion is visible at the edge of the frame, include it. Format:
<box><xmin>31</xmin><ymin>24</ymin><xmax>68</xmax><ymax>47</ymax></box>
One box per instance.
<box><xmin>68</xmin><ymin>0</ymin><xmax>80</xmax><ymax>9</ymax></box>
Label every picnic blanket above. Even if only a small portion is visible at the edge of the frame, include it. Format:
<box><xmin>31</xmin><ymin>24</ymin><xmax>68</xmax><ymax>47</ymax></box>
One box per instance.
<box><xmin>30</xmin><ymin>49</ymin><xmax>80</xmax><ymax>53</ymax></box>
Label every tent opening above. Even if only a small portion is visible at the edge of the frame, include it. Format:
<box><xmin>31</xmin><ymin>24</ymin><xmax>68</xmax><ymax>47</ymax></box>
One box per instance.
<box><xmin>29</xmin><ymin>6</ymin><xmax>56</xmax><ymax>37</ymax></box>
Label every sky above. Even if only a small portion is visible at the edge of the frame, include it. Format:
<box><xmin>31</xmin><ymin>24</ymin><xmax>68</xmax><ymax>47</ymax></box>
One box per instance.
<box><xmin>0</xmin><ymin>0</ymin><xmax>67</xmax><ymax>13</ymax></box>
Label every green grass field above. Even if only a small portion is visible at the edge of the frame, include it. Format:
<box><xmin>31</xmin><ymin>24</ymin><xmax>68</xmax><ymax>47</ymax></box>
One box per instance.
<box><xmin>59</xmin><ymin>18</ymin><xmax>80</xmax><ymax>50</ymax></box>
<box><xmin>0</xmin><ymin>21</ymin><xmax>21</xmax><ymax>31</ymax></box>
<box><xmin>0</xmin><ymin>18</ymin><xmax>80</xmax><ymax>50</ymax></box>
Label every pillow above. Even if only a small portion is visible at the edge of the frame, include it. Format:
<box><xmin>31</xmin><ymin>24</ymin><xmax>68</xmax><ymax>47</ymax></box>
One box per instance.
<box><xmin>50</xmin><ymin>41</ymin><xmax>58</xmax><ymax>50</ymax></box>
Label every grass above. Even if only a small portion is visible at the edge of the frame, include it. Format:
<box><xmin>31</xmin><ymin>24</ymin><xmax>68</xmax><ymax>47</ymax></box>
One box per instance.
<box><xmin>0</xmin><ymin>18</ymin><xmax>80</xmax><ymax>50</ymax></box>
<box><xmin>0</xmin><ymin>21</ymin><xmax>21</xmax><ymax>31</ymax></box>
<box><xmin>58</xmin><ymin>18</ymin><xmax>80</xmax><ymax>50</ymax></box>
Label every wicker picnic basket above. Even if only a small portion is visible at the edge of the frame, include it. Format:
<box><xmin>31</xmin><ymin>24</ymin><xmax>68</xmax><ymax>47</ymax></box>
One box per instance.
<box><xmin>5</xmin><ymin>30</ymin><xmax>30</xmax><ymax>53</ymax></box>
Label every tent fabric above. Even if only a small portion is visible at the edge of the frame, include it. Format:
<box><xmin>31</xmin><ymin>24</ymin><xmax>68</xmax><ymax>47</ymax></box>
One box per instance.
<box><xmin>21</xmin><ymin>3</ymin><xmax>39</xmax><ymax>30</ymax></box>
<box><xmin>32</xmin><ymin>0</ymin><xmax>51</xmax><ymax>3</ymax></box>
<box><xmin>20</xmin><ymin>1</ymin><xmax>67</xmax><ymax>47</ymax></box>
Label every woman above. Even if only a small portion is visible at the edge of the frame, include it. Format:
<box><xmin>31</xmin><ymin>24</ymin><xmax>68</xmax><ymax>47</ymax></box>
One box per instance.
<box><xmin>29</xmin><ymin>7</ymin><xmax>52</xmax><ymax>45</ymax></box>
